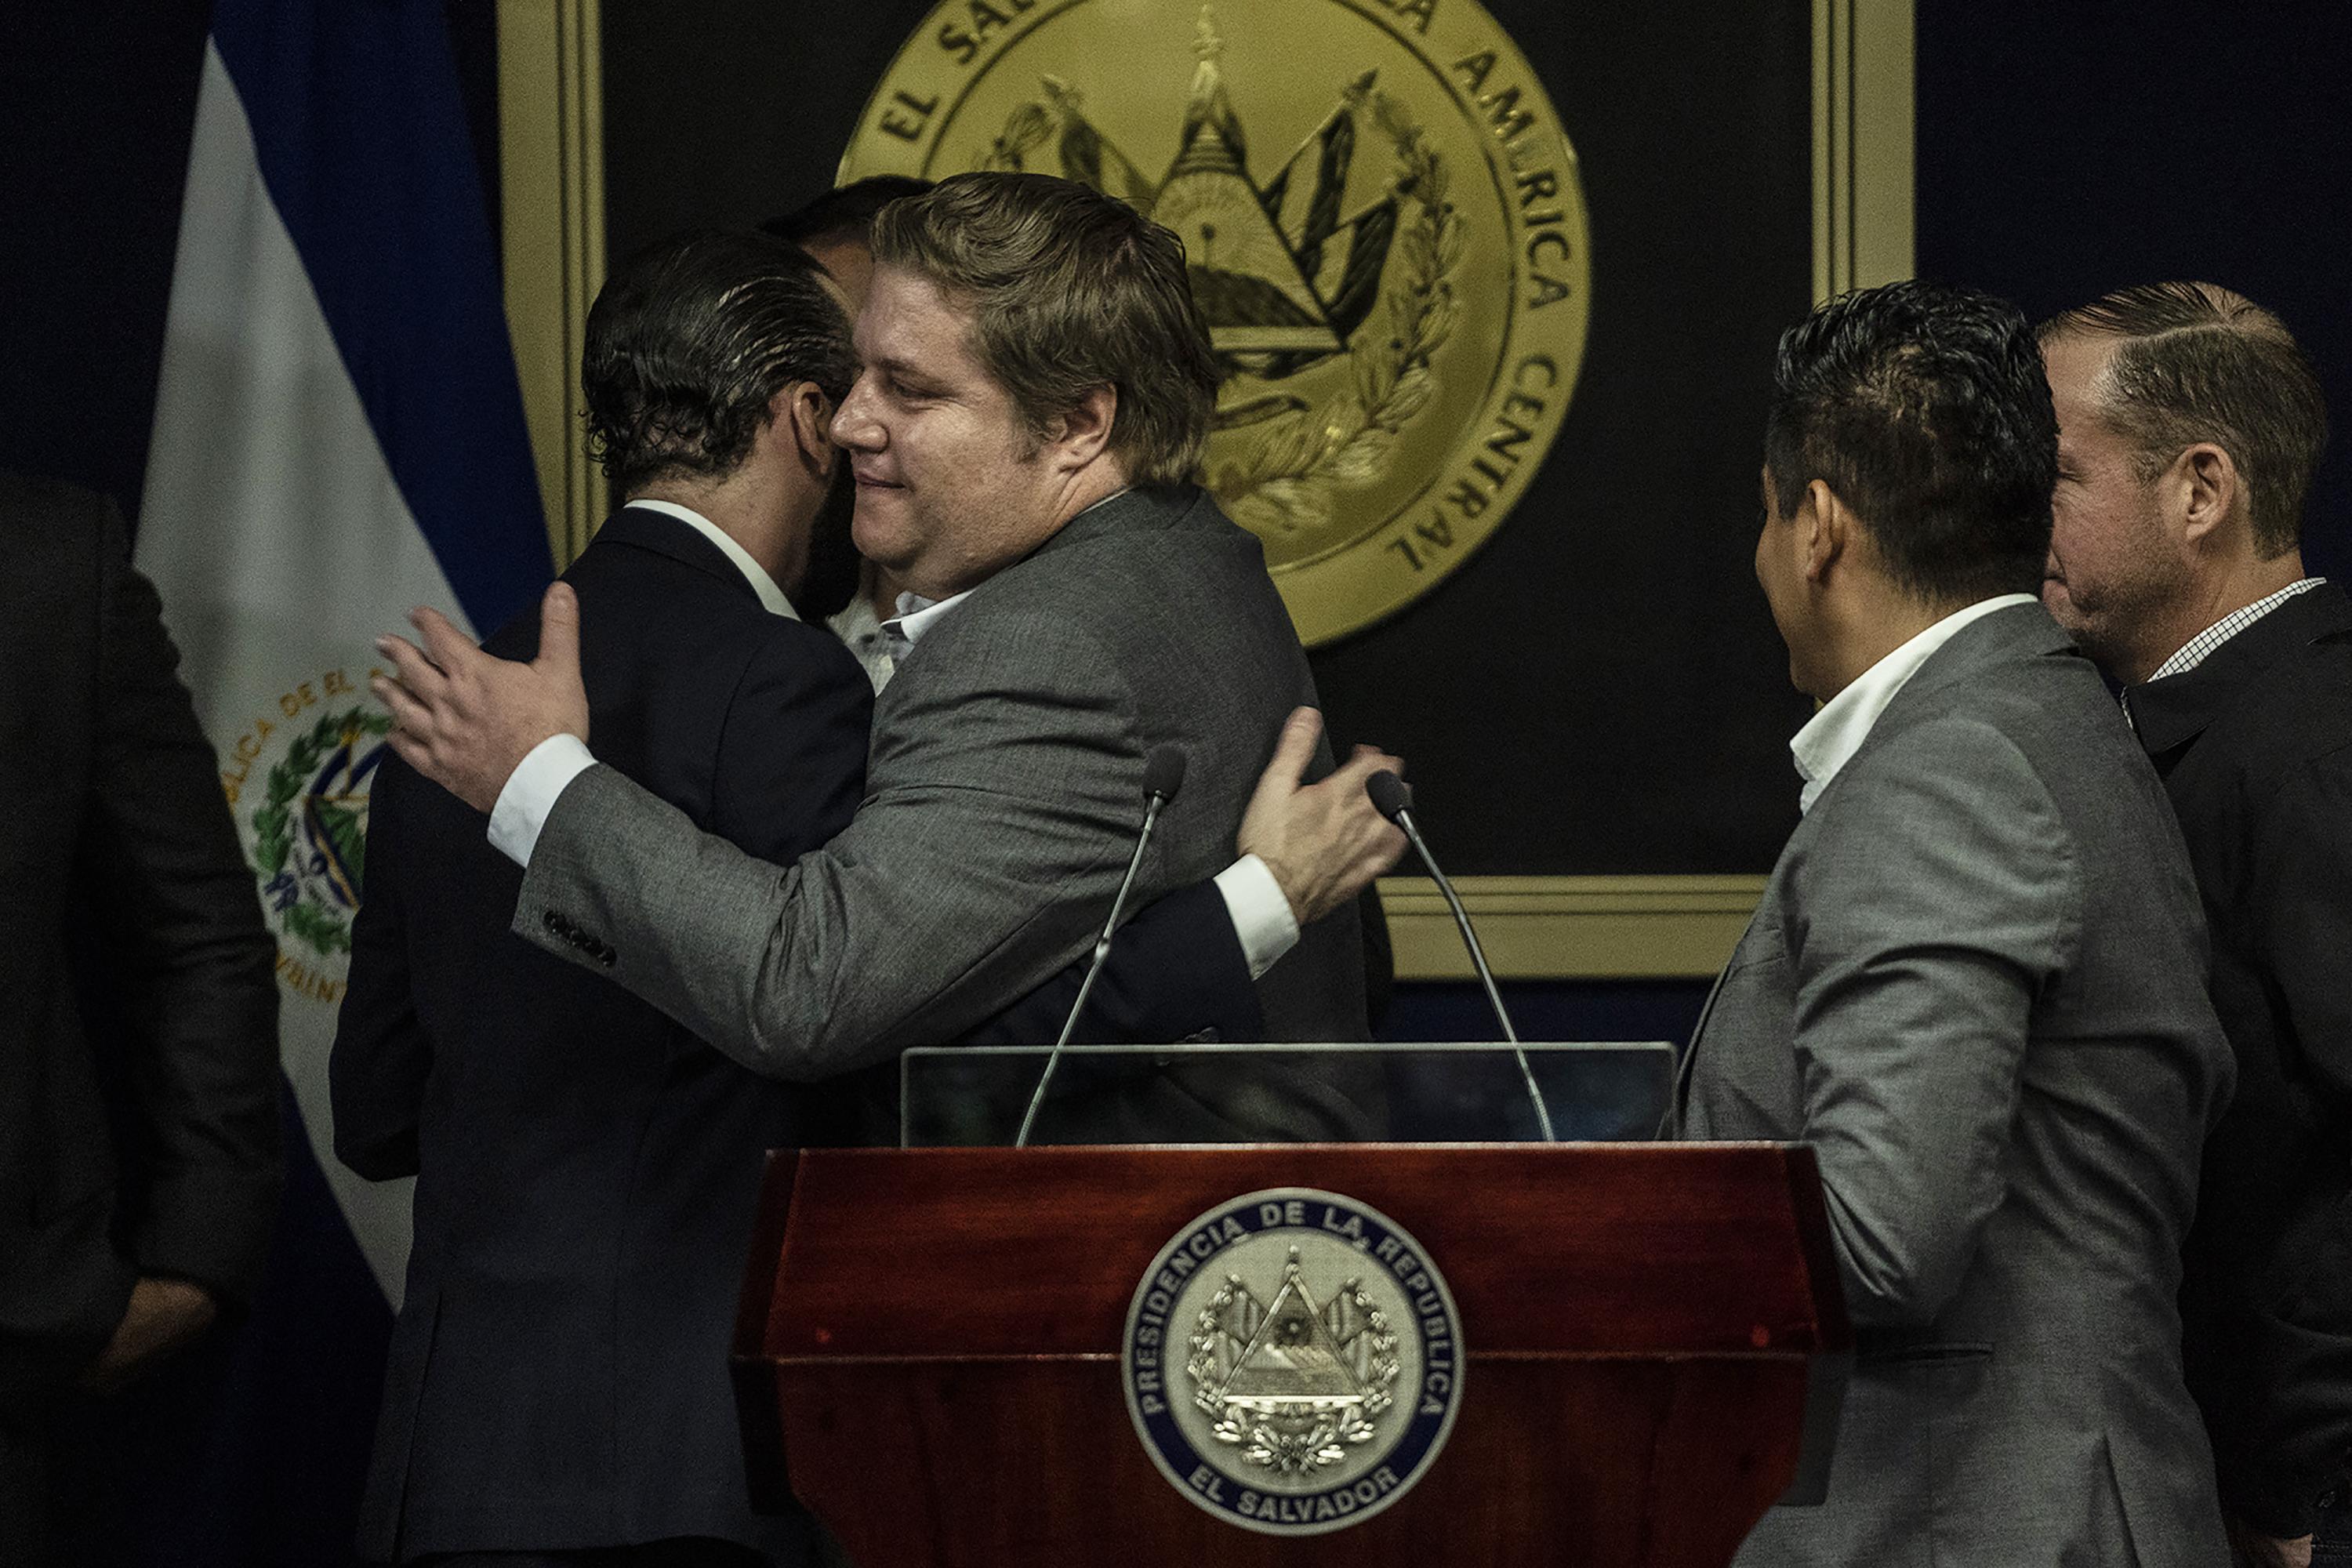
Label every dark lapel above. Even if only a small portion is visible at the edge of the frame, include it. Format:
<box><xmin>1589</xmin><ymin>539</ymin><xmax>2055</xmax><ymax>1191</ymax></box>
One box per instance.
<box><xmin>2126</xmin><ymin>583</ymin><xmax>2352</xmax><ymax>763</ymax></box>
<box><xmin>586</xmin><ymin>505</ymin><xmax>764</xmax><ymax>607</ymax></box>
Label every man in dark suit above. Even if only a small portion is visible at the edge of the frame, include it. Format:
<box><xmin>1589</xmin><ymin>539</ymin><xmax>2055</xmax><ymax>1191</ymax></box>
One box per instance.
<box><xmin>1677</xmin><ymin>281</ymin><xmax>2234</xmax><ymax>1564</ymax></box>
<box><xmin>371</xmin><ymin>174</ymin><xmax>1398</xmax><ymax>1090</ymax></box>
<box><xmin>2040</xmin><ymin>281</ymin><xmax>2351</xmax><ymax>1568</ymax></box>
<box><xmin>335</xmin><ymin>227</ymin><xmax>1395</xmax><ymax>1567</ymax></box>
<box><xmin>0</xmin><ymin>472</ymin><xmax>282</xmax><ymax>1563</ymax></box>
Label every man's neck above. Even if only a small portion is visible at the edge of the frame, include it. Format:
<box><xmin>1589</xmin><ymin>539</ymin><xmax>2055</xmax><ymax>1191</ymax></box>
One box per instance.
<box><xmin>1813</xmin><ymin>590</ymin><xmax>1970</xmax><ymax>702</ymax></box>
<box><xmin>633</xmin><ymin>475</ymin><xmax>792</xmax><ymax>586</ymax></box>
<box><xmin>2125</xmin><ymin>548</ymin><xmax>2309</xmax><ymax>683</ymax></box>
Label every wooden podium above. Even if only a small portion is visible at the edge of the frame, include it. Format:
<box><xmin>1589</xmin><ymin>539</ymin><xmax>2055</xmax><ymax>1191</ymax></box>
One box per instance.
<box><xmin>733</xmin><ymin>1144</ymin><xmax>1849</xmax><ymax>1566</ymax></box>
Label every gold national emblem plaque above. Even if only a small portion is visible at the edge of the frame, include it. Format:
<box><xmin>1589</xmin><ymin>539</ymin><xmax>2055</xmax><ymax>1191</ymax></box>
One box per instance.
<box><xmin>840</xmin><ymin>0</ymin><xmax>1592</xmax><ymax>644</ymax></box>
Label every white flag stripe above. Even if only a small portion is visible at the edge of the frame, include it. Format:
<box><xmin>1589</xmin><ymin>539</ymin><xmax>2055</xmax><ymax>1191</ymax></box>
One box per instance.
<box><xmin>137</xmin><ymin>42</ymin><xmax>478</xmax><ymax>1308</ymax></box>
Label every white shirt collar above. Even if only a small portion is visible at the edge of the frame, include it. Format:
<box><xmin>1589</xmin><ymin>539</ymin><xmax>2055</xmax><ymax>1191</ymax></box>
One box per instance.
<box><xmin>883</xmin><ymin>589</ymin><xmax>970</xmax><ymax>648</ymax></box>
<box><xmin>2145</xmin><ymin>575</ymin><xmax>2326</xmax><ymax>682</ymax></box>
<box><xmin>1790</xmin><ymin>593</ymin><xmax>2038</xmax><ymax>814</ymax></box>
<box><xmin>623</xmin><ymin>499</ymin><xmax>797</xmax><ymax>620</ymax></box>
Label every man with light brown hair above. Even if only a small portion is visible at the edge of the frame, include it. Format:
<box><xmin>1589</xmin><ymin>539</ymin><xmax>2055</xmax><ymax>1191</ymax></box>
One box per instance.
<box><xmin>2040</xmin><ymin>281</ymin><xmax>2350</xmax><ymax>1568</ymax></box>
<box><xmin>372</xmin><ymin>172</ymin><xmax>1399</xmax><ymax>1119</ymax></box>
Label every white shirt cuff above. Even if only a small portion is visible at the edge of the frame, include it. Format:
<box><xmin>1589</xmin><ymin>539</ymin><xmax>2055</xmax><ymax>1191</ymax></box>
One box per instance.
<box><xmin>487</xmin><ymin>733</ymin><xmax>598</xmax><ymax>867</ymax></box>
<box><xmin>1216</xmin><ymin>853</ymin><xmax>1300</xmax><ymax>981</ymax></box>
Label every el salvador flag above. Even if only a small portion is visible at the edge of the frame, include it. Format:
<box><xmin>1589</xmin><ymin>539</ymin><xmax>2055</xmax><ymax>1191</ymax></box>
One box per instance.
<box><xmin>131</xmin><ymin>0</ymin><xmax>550</xmax><ymax>1550</ymax></box>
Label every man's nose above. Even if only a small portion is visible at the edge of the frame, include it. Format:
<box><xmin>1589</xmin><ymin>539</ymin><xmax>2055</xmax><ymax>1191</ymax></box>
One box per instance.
<box><xmin>831</xmin><ymin>381</ymin><xmax>883</xmax><ymax>450</ymax></box>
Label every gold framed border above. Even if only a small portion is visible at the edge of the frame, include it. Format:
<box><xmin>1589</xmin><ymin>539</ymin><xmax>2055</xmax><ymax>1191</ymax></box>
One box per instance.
<box><xmin>492</xmin><ymin>0</ymin><xmax>1912</xmax><ymax>979</ymax></box>
<box><xmin>497</xmin><ymin>0</ymin><xmax>606</xmax><ymax>569</ymax></box>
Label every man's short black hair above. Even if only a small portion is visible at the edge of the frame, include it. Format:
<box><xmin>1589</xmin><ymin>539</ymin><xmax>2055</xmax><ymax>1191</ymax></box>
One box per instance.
<box><xmin>582</xmin><ymin>229</ymin><xmax>856</xmax><ymax>495</ymax></box>
<box><xmin>762</xmin><ymin>176</ymin><xmax>936</xmax><ymax>250</ymax></box>
<box><xmin>1765</xmin><ymin>279</ymin><xmax>2058</xmax><ymax>605</ymax></box>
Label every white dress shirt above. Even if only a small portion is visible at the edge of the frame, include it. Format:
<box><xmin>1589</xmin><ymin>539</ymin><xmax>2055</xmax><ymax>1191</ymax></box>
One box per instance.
<box><xmin>488</xmin><ymin>528</ymin><xmax>1301</xmax><ymax>980</ymax></box>
<box><xmin>1790</xmin><ymin>593</ymin><xmax>2039</xmax><ymax>815</ymax></box>
<box><xmin>824</xmin><ymin>593</ymin><xmax>897</xmax><ymax>694</ymax></box>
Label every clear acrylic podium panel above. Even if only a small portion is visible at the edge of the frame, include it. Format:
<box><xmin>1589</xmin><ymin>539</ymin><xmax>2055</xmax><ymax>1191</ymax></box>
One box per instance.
<box><xmin>899</xmin><ymin>1042</ymin><xmax>1674</xmax><ymax>1147</ymax></box>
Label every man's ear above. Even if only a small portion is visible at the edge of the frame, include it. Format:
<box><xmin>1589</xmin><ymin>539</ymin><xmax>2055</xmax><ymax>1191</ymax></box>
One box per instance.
<box><xmin>2172</xmin><ymin>442</ymin><xmax>2241</xmax><ymax>550</ymax></box>
<box><xmin>1801</xmin><ymin>478</ymin><xmax>1849</xmax><ymax>584</ymax></box>
<box><xmin>1042</xmin><ymin>383</ymin><xmax>1118</xmax><ymax>473</ymax></box>
<box><xmin>775</xmin><ymin>383</ymin><xmax>835</xmax><ymax>474</ymax></box>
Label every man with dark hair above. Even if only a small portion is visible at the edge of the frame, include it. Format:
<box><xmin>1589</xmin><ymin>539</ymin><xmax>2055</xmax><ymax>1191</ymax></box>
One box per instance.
<box><xmin>371</xmin><ymin>171</ymin><xmax>1392</xmax><ymax>1097</ymax></box>
<box><xmin>761</xmin><ymin>174</ymin><xmax>933</xmax><ymax>316</ymax></box>
<box><xmin>1678</xmin><ymin>280</ymin><xmax>2233</xmax><ymax>1565</ymax></box>
<box><xmin>2039</xmin><ymin>281</ymin><xmax>2350</xmax><ymax>1568</ymax></box>
<box><xmin>332</xmin><ymin>229</ymin><xmax>874</xmax><ymax>1567</ymax></box>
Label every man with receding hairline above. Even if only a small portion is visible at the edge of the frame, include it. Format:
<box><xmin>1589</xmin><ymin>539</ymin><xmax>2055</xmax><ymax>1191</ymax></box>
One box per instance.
<box><xmin>2040</xmin><ymin>281</ymin><xmax>2351</xmax><ymax>1568</ymax></box>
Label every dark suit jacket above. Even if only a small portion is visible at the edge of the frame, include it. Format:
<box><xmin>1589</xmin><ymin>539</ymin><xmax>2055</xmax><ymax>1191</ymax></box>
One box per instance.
<box><xmin>2130</xmin><ymin>583</ymin><xmax>2352</xmax><ymax>1537</ymax></box>
<box><xmin>0</xmin><ymin>472</ymin><xmax>281</xmax><ymax>1403</ymax></box>
<box><xmin>332</xmin><ymin>507</ymin><xmax>1265</xmax><ymax>1559</ymax></box>
<box><xmin>1679</xmin><ymin>604</ymin><xmax>2233</xmax><ymax>1566</ymax></box>
<box><xmin>332</xmin><ymin>508</ymin><xmax>874</xmax><ymax>1560</ymax></box>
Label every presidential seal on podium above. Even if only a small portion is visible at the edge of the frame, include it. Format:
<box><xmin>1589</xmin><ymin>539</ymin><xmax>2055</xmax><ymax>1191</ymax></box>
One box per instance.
<box><xmin>841</xmin><ymin>0</ymin><xmax>1592</xmax><ymax>645</ymax></box>
<box><xmin>1121</xmin><ymin>1188</ymin><xmax>1464</xmax><ymax>1534</ymax></box>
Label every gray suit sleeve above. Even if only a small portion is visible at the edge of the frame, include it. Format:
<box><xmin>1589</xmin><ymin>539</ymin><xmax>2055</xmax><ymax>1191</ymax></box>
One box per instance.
<box><xmin>513</xmin><ymin>609</ymin><xmax>1148</xmax><ymax>1080</ymax></box>
<box><xmin>1787</xmin><ymin>719</ymin><xmax>2079</xmax><ymax>1327</ymax></box>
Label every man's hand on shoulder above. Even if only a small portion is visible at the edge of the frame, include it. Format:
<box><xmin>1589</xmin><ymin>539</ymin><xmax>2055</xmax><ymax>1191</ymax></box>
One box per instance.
<box><xmin>1240</xmin><ymin>707</ymin><xmax>1407</xmax><ymax>925</ymax></box>
<box><xmin>374</xmin><ymin>582</ymin><xmax>590</xmax><ymax>815</ymax></box>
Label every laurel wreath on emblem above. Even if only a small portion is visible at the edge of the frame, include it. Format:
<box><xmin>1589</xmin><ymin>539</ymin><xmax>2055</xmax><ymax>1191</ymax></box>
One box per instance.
<box><xmin>1186</xmin><ymin>1264</ymin><xmax>1403</xmax><ymax>1475</ymax></box>
<box><xmin>1210</xmin><ymin>93</ymin><xmax>1461</xmax><ymax>539</ymax></box>
<box><xmin>979</xmin><ymin>43</ymin><xmax>1462</xmax><ymax>541</ymax></box>
<box><xmin>251</xmin><ymin>706</ymin><xmax>392</xmax><ymax>958</ymax></box>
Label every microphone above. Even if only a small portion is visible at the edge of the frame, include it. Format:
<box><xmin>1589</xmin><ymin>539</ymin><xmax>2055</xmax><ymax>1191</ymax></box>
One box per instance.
<box><xmin>1367</xmin><ymin>771</ymin><xmax>1557</xmax><ymax>1143</ymax></box>
<box><xmin>1014</xmin><ymin>745</ymin><xmax>1189</xmax><ymax>1146</ymax></box>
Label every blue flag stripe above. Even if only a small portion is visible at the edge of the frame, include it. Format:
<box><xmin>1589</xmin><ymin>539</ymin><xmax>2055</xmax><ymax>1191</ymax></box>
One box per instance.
<box><xmin>206</xmin><ymin>0</ymin><xmax>552</xmax><ymax>635</ymax></box>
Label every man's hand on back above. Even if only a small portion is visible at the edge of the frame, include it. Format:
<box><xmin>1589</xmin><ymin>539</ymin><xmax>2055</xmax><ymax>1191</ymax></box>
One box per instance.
<box><xmin>373</xmin><ymin>582</ymin><xmax>590</xmax><ymax>815</ymax></box>
<box><xmin>1240</xmin><ymin>707</ymin><xmax>1407</xmax><ymax>925</ymax></box>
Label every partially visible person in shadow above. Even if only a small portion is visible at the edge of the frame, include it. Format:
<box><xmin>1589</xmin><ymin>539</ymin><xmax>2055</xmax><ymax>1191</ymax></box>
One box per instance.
<box><xmin>0</xmin><ymin>471</ymin><xmax>282</xmax><ymax>1566</ymax></box>
<box><xmin>766</xmin><ymin>176</ymin><xmax>932</xmax><ymax>688</ymax></box>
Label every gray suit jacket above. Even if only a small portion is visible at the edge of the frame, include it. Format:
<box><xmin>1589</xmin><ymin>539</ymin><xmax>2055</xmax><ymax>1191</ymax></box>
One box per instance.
<box><xmin>1679</xmin><ymin>604</ymin><xmax>2234</xmax><ymax>1567</ymax></box>
<box><xmin>512</xmin><ymin>484</ymin><xmax>1369</xmax><ymax>1091</ymax></box>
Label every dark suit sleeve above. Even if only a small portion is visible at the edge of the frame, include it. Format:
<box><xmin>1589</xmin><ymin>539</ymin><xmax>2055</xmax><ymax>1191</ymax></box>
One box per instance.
<box><xmin>330</xmin><ymin>757</ymin><xmax>431</xmax><ymax>1181</ymax></box>
<box><xmin>964</xmin><ymin>879</ymin><xmax>1263</xmax><ymax>1047</ymax></box>
<box><xmin>76</xmin><ymin>506</ymin><xmax>282</xmax><ymax>1306</ymax></box>
<box><xmin>2227</xmin><ymin>752</ymin><xmax>2352</xmax><ymax>1531</ymax></box>
<box><xmin>707</xmin><ymin>629</ymin><xmax>873</xmax><ymax>863</ymax></box>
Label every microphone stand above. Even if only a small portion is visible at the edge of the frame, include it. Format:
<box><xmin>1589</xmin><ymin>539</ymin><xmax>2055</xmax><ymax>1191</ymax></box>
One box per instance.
<box><xmin>1372</xmin><ymin>774</ymin><xmax>1558</xmax><ymax>1144</ymax></box>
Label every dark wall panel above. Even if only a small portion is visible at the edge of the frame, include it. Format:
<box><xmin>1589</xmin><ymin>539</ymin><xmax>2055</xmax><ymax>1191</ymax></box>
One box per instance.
<box><xmin>1915</xmin><ymin>0</ymin><xmax>2352</xmax><ymax>582</ymax></box>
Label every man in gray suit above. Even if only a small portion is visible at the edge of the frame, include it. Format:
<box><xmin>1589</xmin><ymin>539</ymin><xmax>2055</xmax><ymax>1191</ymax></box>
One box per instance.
<box><xmin>1678</xmin><ymin>280</ymin><xmax>2235</xmax><ymax>1565</ymax></box>
<box><xmin>371</xmin><ymin>172</ymin><xmax>1395</xmax><ymax>1092</ymax></box>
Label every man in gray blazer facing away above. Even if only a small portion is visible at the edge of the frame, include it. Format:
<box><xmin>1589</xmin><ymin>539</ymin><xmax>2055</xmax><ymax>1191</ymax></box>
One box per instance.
<box><xmin>372</xmin><ymin>172</ymin><xmax>1395</xmax><ymax>1091</ymax></box>
<box><xmin>1678</xmin><ymin>280</ymin><xmax>2235</xmax><ymax>1566</ymax></box>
